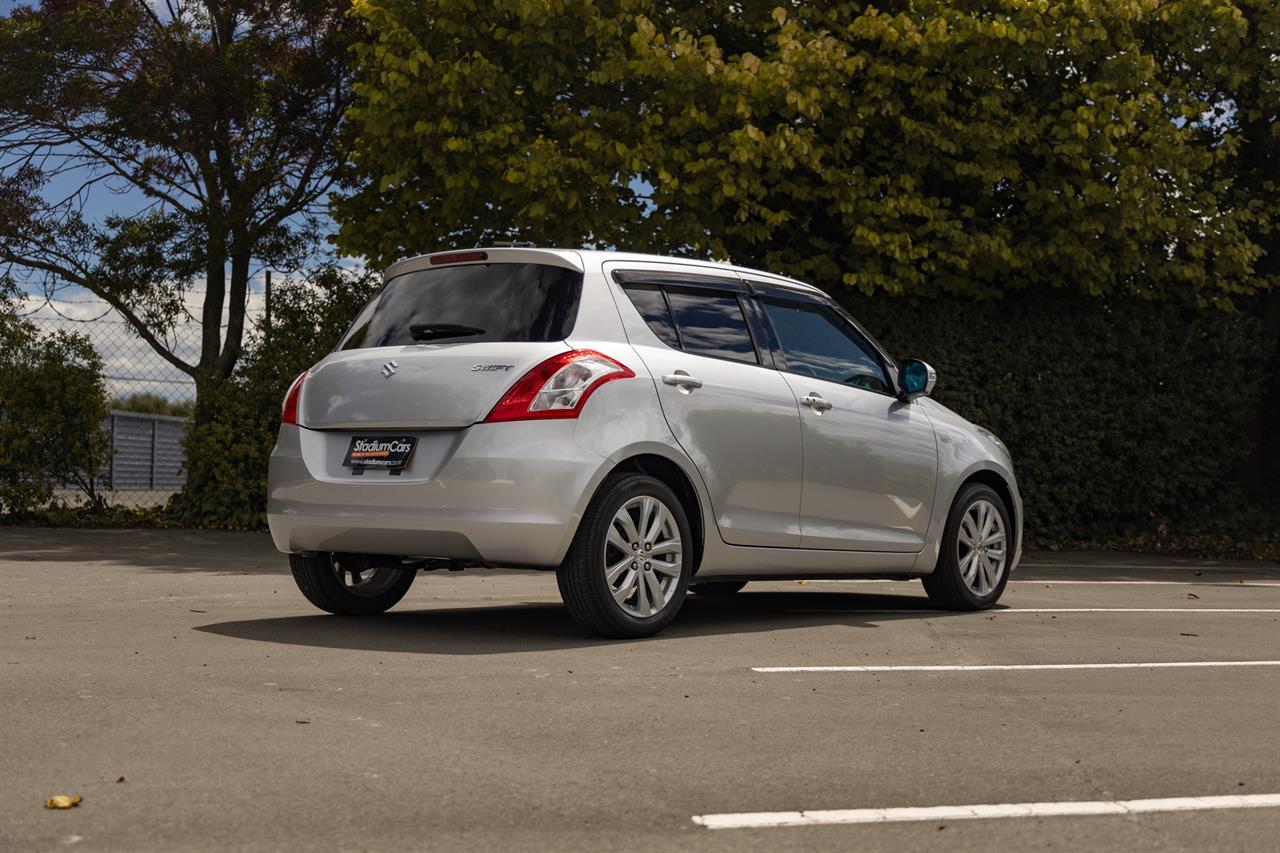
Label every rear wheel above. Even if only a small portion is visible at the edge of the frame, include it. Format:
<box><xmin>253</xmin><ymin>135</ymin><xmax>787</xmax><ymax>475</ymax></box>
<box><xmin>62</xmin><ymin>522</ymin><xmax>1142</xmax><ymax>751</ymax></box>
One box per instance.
<box><xmin>290</xmin><ymin>553</ymin><xmax>416</xmax><ymax>616</ymax></box>
<box><xmin>557</xmin><ymin>472</ymin><xmax>692</xmax><ymax>638</ymax></box>
<box><xmin>922</xmin><ymin>483</ymin><xmax>1011</xmax><ymax>610</ymax></box>
<box><xmin>690</xmin><ymin>581</ymin><xmax>747</xmax><ymax>596</ymax></box>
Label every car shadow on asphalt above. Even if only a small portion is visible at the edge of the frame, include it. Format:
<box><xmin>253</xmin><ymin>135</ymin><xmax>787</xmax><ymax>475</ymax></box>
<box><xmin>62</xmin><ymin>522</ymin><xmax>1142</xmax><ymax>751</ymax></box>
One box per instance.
<box><xmin>194</xmin><ymin>591</ymin><xmax>968</xmax><ymax>654</ymax></box>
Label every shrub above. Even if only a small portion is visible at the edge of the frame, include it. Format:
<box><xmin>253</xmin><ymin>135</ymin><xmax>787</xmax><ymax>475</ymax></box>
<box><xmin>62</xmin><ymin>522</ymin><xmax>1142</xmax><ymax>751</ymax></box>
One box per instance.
<box><xmin>0</xmin><ymin>284</ymin><xmax>110</xmax><ymax>511</ymax></box>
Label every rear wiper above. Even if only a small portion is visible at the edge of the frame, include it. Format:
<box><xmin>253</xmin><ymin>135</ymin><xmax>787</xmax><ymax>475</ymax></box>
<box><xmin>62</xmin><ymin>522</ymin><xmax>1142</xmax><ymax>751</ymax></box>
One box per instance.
<box><xmin>409</xmin><ymin>323</ymin><xmax>486</xmax><ymax>342</ymax></box>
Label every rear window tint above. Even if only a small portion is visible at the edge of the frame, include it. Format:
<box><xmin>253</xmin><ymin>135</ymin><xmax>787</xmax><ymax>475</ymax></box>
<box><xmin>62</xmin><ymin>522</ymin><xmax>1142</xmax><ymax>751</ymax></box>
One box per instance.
<box><xmin>621</xmin><ymin>285</ymin><xmax>681</xmax><ymax>348</ymax></box>
<box><xmin>665</xmin><ymin>290</ymin><xmax>757</xmax><ymax>364</ymax></box>
<box><xmin>338</xmin><ymin>263</ymin><xmax>583</xmax><ymax>350</ymax></box>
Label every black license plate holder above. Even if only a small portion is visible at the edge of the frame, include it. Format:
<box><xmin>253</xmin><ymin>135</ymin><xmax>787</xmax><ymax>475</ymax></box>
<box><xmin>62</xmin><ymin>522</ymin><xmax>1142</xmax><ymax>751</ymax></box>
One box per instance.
<box><xmin>343</xmin><ymin>436</ymin><xmax>418</xmax><ymax>474</ymax></box>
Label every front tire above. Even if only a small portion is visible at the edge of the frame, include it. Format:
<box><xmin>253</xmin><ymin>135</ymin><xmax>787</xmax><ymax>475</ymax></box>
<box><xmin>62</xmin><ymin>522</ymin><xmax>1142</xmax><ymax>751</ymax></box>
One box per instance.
<box><xmin>922</xmin><ymin>483</ymin><xmax>1012</xmax><ymax>610</ymax></box>
<box><xmin>290</xmin><ymin>553</ymin><xmax>416</xmax><ymax>616</ymax></box>
<box><xmin>557</xmin><ymin>472</ymin><xmax>692</xmax><ymax>638</ymax></box>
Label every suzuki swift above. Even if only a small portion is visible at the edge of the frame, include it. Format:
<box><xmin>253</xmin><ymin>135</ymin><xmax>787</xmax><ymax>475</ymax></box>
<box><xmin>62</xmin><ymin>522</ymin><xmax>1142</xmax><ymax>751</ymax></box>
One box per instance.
<box><xmin>267</xmin><ymin>247</ymin><xmax>1021</xmax><ymax>638</ymax></box>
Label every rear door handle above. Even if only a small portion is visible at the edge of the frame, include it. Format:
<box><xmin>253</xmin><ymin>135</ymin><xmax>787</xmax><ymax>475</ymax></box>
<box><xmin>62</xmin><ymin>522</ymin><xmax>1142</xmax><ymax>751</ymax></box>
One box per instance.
<box><xmin>801</xmin><ymin>392</ymin><xmax>832</xmax><ymax>412</ymax></box>
<box><xmin>662</xmin><ymin>371</ymin><xmax>703</xmax><ymax>392</ymax></box>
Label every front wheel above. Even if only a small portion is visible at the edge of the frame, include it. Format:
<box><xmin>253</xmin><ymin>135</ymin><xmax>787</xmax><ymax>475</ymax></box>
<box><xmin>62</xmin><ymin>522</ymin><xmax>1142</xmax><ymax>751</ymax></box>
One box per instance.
<box><xmin>290</xmin><ymin>553</ymin><xmax>416</xmax><ymax>616</ymax></box>
<box><xmin>557</xmin><ymin>472</ymin><xmax>692</xmax><ymax>638</ymax></box>
<box><xmin>922</xmin><ymin>483</ymin><xmax>1012</xmax><ymax>610</ymax></box>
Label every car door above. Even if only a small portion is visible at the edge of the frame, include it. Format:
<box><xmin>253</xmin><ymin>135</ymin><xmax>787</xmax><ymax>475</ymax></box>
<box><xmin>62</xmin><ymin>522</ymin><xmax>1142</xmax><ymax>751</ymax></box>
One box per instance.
<box><xmin>609</xmin><ymin>267</ymin><xmax>803</xmax><ymax>547</ymax></box>
<box><xmin>753</xmin><ymin>287</ymin><xmax>938</xmax><ymax>552</ymax></box>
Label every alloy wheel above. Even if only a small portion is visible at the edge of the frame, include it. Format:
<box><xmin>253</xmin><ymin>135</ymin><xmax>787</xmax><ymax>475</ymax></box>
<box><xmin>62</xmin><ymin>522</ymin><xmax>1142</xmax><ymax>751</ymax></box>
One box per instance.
<box><xmin>957</xmin><ymin>498</ymin><xmax>1007</xmax><ymax>597</ymax></box>
<box><xmin>603</xmin><ymin>495</ymin><xmax>683</xmax><ymax>618</ymax></box>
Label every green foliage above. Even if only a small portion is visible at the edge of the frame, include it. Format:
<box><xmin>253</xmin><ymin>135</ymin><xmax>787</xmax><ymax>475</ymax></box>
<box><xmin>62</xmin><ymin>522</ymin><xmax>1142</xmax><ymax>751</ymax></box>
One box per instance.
<box><xmin>169</xmin><ymin>266</ymin><xmax>382</xmax><ymax>528</ymax></box>
<box><xmin>841</xmin><ymin>292</ymin><xmax>1278</xmax><ymax>544</ymax></box>
<box><xmin>110</xmin><ymin>392</ymin><xmax>195</xmax><ymax>418</ymax></box>
<box><xmin>336</xmin><ymin>0</ymin><xmax>1270</xmax><ymax>305</ymax></box>
<box><xmin>0</xmin><ymin>284</ymin><xmax>110</xmax><ymax>512</ymax></box>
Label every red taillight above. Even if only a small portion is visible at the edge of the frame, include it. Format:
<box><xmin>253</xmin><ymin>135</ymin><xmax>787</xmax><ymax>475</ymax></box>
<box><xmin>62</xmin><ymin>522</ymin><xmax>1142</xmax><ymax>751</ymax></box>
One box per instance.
<box><xmin>429</xmin><ymin>251</ymin><xmax>488</xmax><ymax>265</ymax></box>
<box><xmin>484</xmin><ymin>350</ymin><xmax>634</xmax><ymax>423</ymax></box>
<box><xmin>281</xmin><ymin>370</ymin><xmax>307</xmax><ymax>425</ymax></box>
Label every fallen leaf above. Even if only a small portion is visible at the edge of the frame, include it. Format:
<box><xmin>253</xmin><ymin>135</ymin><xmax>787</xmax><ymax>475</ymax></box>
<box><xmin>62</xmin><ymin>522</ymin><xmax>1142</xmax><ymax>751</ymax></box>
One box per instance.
<box><xmin>796</xmin><ymin>580</ymin><xmax>809</xmax><ymax>585</ymax></box>
<box><xmin>45</xmin><ymin>795</ymin><xmax>82</xmax><ymax>810</ymax></box>
<box><xmin>295</xmin><ymin>720</ymin><xmax>311</xmax><ymax>725</ymax></box>
<box><xmin>116</xmin><ymin>776</ymin><xmax>126</xmax><ymax>783</ymax></box>
<box><xmin>189</xmin><ymin>609</ymin><xmax>207</xmax><ymax>614</ymax></box>
<box><xmin>1187</xmin><ymin>592</ymin><xmax>1200</xmax><ymax>600</ymax></box>
<box><xmin>1180</xmin><ymin>633</ymin><xmax>1199</xmax><ymax>637</ymax></box>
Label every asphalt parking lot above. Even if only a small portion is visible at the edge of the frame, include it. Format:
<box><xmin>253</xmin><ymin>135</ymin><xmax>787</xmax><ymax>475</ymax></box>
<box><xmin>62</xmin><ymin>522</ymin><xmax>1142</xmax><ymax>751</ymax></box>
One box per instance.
<box><xmin>1</xmin><ymin>529</ymin><xmax>1278</xmax><ymax>852</ymax></box>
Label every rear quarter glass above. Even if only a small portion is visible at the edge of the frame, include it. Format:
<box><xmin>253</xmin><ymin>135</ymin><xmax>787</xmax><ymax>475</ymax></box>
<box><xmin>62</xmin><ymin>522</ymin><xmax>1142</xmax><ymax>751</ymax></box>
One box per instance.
<box><xmin>338</xmin><ymin>263</ymin><xmax>584</xmax><ymax>349</ymax></box>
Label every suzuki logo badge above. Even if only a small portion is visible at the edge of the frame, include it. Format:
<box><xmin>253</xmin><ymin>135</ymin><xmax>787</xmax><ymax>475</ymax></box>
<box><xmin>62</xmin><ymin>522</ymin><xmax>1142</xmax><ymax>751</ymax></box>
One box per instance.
<box><xmin>381</xmin><ymin>360</ymin><xmax>399</xmax><ymax>378</ymax></box>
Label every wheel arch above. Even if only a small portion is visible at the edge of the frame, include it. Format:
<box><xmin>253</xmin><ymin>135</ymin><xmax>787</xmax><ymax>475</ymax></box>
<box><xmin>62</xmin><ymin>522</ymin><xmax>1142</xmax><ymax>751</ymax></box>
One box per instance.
<box><xmin>608</xmin><ymin>453</ymin><xmax>705</xmax><ymax>575</ymax></box>
<box><xmin>954</xmin><ymin>468</ymin><xmax>1020</xmax><ymax>563</ymax></box>
<box><xmin>917</xmin><ymin>462</ymin><xmax>1021</xmax><ymax>575</ymax></box>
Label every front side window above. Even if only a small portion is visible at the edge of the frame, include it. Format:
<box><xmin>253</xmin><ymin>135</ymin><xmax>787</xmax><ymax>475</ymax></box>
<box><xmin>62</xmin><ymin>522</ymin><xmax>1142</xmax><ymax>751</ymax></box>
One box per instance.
<box><xmin>338</xmin><ymin>263</ymin><xmax>582</xmax><ymax>350</ymax></box>
<box><xmin>665</xmin><ymin>290</ymin><xmax>758</xmax><ymax>364</ymax></box>
<box><xmin>761</xmin><ymin>298</ymin><xmax>889</xmax><ymax>393</ymax></box>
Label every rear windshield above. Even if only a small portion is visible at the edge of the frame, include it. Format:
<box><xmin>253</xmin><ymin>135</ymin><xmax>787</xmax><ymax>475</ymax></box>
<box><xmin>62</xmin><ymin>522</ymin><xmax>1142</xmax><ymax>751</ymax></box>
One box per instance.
<box><xmin>337</xmin><ymin>263</ymin><xmax>583</xmax><ymax>350</ymax></box>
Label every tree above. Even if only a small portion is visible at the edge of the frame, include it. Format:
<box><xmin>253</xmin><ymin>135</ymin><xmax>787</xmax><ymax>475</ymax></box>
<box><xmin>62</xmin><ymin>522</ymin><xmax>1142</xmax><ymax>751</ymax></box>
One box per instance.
<box><xmin>336</xmin><ymin>0</ymin><xmax>1268</xmax><ymax>305</ymax></box>
<box><xmin>0</xmin><ymin>280</ymin><xmax>110</xmax><ymax>512</ymax></box>
<box><xmin>0</xmin><ymin>1</ymin><xmax>357</xmax><ymax>499</ymax></box>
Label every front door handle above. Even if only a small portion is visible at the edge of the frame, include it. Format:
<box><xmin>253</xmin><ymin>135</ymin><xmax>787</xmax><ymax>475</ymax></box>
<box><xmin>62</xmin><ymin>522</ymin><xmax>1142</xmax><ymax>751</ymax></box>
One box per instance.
<box><xmin>662</xmin><ymin>371</ymin><xmax>703</xmax><ymax>392</ymax></box>
<box><xmin>801</xmin><ymin>392</ymin><xmax>832</xmax><ymax>412</ymax></box>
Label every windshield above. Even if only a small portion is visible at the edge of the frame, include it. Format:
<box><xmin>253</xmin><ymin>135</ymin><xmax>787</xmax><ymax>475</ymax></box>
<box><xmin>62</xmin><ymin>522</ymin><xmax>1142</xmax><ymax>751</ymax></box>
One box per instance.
<box><xmin>337</xmin><ymin>263</ymin><xmax>583</xmax><ymax>350</ymax></box>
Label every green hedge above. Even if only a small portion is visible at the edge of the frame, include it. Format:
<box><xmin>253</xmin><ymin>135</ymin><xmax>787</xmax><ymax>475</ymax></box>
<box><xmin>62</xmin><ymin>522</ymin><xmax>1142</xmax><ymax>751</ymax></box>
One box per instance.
<box><xmin>839</xmin><ymin>293</ymin><xmax>1278</xmax><ymax>544</ymax></box>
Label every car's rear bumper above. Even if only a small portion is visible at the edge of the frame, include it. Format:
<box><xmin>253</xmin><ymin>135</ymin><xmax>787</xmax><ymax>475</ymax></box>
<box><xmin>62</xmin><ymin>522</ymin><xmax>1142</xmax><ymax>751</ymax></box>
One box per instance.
<box><xmin>266</xmin><ymin>422</ymin><xmax>610</xmax><ymax>567</ymax></box>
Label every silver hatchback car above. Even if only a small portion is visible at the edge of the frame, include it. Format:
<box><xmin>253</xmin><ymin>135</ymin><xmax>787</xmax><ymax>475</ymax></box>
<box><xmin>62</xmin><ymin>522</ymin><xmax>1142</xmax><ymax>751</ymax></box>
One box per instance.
<box><xmin>268</xmin><ymin>247</ymin><xmax>1021</xmax><ymax>637</ymax></box>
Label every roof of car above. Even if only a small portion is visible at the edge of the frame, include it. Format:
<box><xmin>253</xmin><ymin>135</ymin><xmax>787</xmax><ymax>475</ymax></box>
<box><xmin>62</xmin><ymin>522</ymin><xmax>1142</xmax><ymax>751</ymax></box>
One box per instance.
<box><xmin>383</xmin><ymin>247</ymin><xmax>827</xmax><ymax>298</ymax></box>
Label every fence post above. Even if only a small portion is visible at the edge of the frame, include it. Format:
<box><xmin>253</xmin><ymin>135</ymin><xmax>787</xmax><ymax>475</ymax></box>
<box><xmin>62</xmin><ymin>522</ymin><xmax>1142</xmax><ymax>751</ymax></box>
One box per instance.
<box><xmin>149</xmin><ymin>418</ymin><xmax>157</xmax><ymax>490</ymax></box>
<box><xmin>107</xmin><ymin>413</ymin><xmax>116</xmax><ymax>491</ymax></box>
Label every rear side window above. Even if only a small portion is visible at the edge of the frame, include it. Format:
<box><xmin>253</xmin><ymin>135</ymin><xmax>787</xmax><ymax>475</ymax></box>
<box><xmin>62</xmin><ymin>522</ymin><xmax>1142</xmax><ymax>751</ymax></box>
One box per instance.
<box><xmin>665</xmin><ymin>290</ymin><xmax>757</xmax><ymax>364</ymax></box>
<box><xmin>338</xmin><ymin>263</ymin><xmax>582</xmax><ymax>350</ymax></box>
<box><xmin>621</xmin><ymin>285</ymin><xmax>681</xmax><ymax>348</ymax></box>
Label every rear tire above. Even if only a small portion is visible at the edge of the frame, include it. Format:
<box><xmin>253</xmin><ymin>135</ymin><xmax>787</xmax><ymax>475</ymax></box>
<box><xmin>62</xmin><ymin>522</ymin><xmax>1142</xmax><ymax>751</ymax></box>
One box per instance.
<box><xmin>690</xmin><ymin>581</ymin><xmax>747</xmax><ymax>596</ymax></box>
<box><xmin>922</xmin><ymin>483</ymin><xmax>1012</xmax><ymax>610</ymax></box>
<box><xmin>290</xmin><ymin>553</ymin><xmax>416</xmax><ymax>616</ymax></box>
<box><xmin>557</xmin><ymin>472</ymin><xmax>692</xmax><ymax>638</ymax></box>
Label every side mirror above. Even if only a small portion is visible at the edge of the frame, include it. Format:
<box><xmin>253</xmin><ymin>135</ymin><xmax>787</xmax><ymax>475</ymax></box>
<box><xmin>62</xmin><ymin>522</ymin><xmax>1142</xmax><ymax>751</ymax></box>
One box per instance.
<box><xmin>899</xmin><ymin>359</ymin><xmax>937</xmax><ymax>401</ymax></box>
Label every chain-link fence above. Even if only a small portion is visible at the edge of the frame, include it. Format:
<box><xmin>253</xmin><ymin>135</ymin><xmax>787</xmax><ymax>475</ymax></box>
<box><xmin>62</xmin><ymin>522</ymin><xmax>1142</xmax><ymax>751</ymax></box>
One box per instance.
<box><xmin>20</xmin><ymin>290</ymin><xmax>262</xmax><ymax>508</ymax></box>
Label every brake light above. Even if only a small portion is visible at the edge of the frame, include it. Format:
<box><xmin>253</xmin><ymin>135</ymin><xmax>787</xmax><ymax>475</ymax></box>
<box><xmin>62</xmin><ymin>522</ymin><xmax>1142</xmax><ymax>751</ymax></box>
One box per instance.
<box><xmin>429</xmin><ymin>251</ymin><xmax>488</xmax><ymax>265</ymax></box>
<box><xmin>281</xmin><ymin>370</ymin><xmax>307</xmax><ymax>425</ymax></box>
<box><xmin>484</xmin><ymin>350</ymin><xmax>634</xmax><ymax>423</ymax></box>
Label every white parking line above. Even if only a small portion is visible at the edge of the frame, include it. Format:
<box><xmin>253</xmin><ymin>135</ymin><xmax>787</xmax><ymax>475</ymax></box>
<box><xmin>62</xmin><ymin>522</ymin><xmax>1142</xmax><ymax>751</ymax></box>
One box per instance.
<box><xmin>783</xmin><ymin>608</ymin><xmax>1280</xmax><ymax>615</ymax></box>
<box><xmin>753</xmin><ymin>660</ymin><xmax>1280</xmax><ymax>673</ymax></box>
<box><xmin>1026</xmin><ymin>562</ymin><xmax>1275</xmax><ymax>572</ymax></box>
<box><xmin>692</xmin><ymin>793</ymin><xmax>1280</xmax><ymax>830</ymax></box>
<box><xmin>988</xmin><ymin>608</ymin><xmax>1280</xmax><ymax>613</ymax></box>
<box><xmin>807</xmin><ymin>579</ymin><xmax>1280</xmax><ymax>587</ymax></box>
